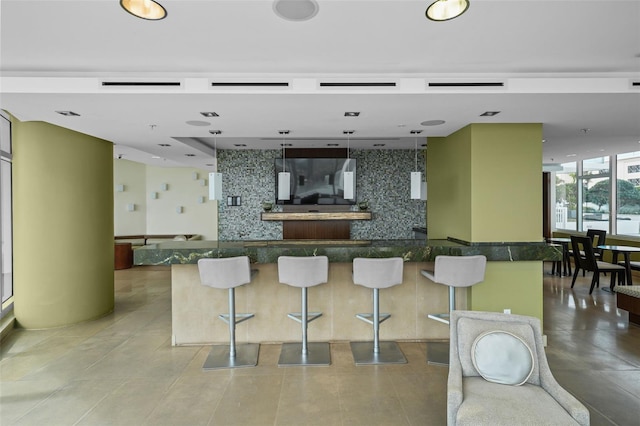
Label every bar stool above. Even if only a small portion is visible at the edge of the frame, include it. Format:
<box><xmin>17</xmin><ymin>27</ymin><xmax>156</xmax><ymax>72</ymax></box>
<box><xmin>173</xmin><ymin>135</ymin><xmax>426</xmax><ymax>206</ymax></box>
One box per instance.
<box><xmin>277</xmin><ymin>255</ymin><xmax>331</xmax><ymax>366</ymax></box>
<box><xmin>420</xmin><ymin>255</ymin><xmax>487</xmax><ymax>364</ymax></box>
<box><xmin>350</xmin><ymin>257</ymin><xmax>407</xmax><ymax>365</ymax></box>
<box><xmin>197</xmin><ymin>256</ymin><xmax>259</xmax><ymax>370</ymax></box>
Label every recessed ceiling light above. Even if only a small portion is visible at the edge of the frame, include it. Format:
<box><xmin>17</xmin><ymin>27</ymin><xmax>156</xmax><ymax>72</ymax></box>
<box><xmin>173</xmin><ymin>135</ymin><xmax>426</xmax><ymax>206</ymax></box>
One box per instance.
<box><xmin>56</xmin><ymin>110</ymin><xmax>80</xmax><ymax>116</ymax></box>
<box><xmin>420</xmin><ymin>120</ymin><xmax>445</xmax><ymax>126</ymax></box>
<box><xmin>185</xmin><ymin>154</ymin><xmax>196</xmax><ymax>157</ymax></box>
<box><xmin>480</xmin><ymin>111</ymin><xmax>500</xmax><ymax>117</ymax></box>
<box><xmin>200</xmin><ymin>112</ymin><xmax>219</xmax><ymax>117</ymax></box>
<box><xmin>327</xmin><ymin>144</ymin><xmax>339</xmax><ymax>146</ymax></box>
<box><xmin>234</xmin><ymin>144</ymin><xmax>247</xmax><ymax>147</ymax></box>
<box><xmin>209</xmin><ymin>130</ymin><xmax>222</xmax><ymax>135</ymax></box>
<box><xmin>581</xmin><ymin>128</ymin><xmax>591</xmax><ymax>134</ymax></box>
<box><xmin>344</xmin><ymin>112</ymin><xmax>360</xmax><ymax>117</ymax></box>
<box><xmin>410</xmin><ymin>130</ymin><xmax>423</xmax><ymax>135</ymax></box>
<box><xmin>158</xmin><ymin>143</ymin><xmax>171</xmax><ymax>147</ymax></box>
<box><xmin>373</xmin><ymin>144</ymin><xmax>385</xmax><ymax>147</ymax></box>
<box><xmin>273</xmin><ymin>0</ymin><xmax>319</xmax><ymax>22</ymax></box>
<box><xmin>421</xmin><ymin>144</ymin><xmax>428</xmax><ymax>147</ymax></box>
<box><xmin>206</xmin><ymin>163</ymin><xmax>214</xmax><ymax>166</ymax></box>
<box><xmin>567</xmin><ymin>154</ymin><xmax>577</xmax><ymax>157</ymax></box>
<box><xmin>186</xmin><ymin>120</ymin><xmax>210</xmax><ymax>126</ymax></box>
<box><xmin>343</xmin><ymin>130</ymin><xmax>355</xmax><ymax>135</ymax></box>
<box><xmin>278</xmin><ymin>130</ymin><xmax>290</xmax><ymax>135</ymax></box>
<box><xmin>151</xmin><ymin>156</ymin><xmax>161</xmax><ymax>159</ymax></box>
<box><xmin>281</xmin><ymin>143</ymin><xmax>293</xmax><ymax>147</ymax></box>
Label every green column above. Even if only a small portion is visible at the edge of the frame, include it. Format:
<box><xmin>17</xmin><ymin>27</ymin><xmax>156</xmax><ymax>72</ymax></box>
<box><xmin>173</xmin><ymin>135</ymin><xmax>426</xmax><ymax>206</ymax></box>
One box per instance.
<box><xmin>12</xmin><ymin>119</ymin><xmax>114</xmax><ymax>328</ymax></box>
<box><xmin>428</xmin><ymin>123</ymin><xmax>544</xmax><ymax>319</ymax></box>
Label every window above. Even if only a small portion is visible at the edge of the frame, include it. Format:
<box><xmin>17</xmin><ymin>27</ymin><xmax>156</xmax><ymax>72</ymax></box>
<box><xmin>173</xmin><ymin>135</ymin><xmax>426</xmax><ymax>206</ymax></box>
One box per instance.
<box><xmin>581</xmin><ymin>156</ymin><xmax>610</xmax><ymax>233</ymax></box>
<box><xmin>0</xmin><ymin>112</ymin><xmax>13</xmax><ymax>316</ymax></box>
<box><xmin>617</xmin><ymin>152</ymin><xmax>640</xmax><ymax>236</ymax></box>
<box><xmin>554</xmin><ymin>162</ymin><xmax>577</xmax><ymax>231</ymax></box>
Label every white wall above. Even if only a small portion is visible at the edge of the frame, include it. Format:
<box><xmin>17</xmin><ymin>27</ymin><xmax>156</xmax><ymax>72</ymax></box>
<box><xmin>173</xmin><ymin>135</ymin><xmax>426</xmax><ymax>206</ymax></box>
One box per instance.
<box><xmin>114</xmin><ymin>159</ymin><xmax>146</xmax><ymax>236</ymax></box>
<box><xmin>114</xmin><ymin>161</ymin><xmax>218</xmax><ymax>240</ymax></box>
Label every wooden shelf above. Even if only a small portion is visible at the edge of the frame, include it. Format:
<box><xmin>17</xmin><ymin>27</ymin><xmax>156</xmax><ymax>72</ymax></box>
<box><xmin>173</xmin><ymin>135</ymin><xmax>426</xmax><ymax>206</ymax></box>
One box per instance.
<box><xmin>261</xmin><ymin>211</ymin><xmax>372</xmax><ymax>221</ymax></box>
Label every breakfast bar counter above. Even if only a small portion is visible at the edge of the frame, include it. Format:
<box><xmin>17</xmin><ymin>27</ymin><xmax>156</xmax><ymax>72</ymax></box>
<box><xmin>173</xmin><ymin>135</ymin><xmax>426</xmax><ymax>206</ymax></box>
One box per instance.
<box><xmin>132</xmin><ymin>239</ymin><xmax>560</xmax><ymax>346</ymax></box>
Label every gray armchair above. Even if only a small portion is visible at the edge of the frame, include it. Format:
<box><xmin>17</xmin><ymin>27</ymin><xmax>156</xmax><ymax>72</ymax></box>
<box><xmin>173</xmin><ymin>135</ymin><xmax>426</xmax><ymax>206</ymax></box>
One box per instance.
<box><xmin>448</xmin><ymin>310</ymin><xmax>589</xmax><ymax>426</ymax></box>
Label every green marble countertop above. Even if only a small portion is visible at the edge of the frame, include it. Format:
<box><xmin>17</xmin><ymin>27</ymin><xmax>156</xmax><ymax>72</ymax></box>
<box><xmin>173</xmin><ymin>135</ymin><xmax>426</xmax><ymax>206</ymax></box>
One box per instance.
<box><xmin>133</xmin><ymin>239</ymin><xmax>561</xmax><ymax>265</ymax></box>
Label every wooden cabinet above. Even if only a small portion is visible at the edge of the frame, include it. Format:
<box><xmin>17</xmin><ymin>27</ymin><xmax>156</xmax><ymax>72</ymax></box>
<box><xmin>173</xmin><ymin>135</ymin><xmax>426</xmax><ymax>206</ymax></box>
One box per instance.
<box><xmin>261</xmin><ymin>211</ymin><xmax>372</xmax><ymax>240</ymax></box>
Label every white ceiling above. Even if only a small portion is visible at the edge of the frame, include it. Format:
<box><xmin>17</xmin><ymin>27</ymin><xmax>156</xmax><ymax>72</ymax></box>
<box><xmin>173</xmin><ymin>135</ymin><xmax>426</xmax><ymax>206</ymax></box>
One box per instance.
<box><xmin>1</xmin><ymin>0</ymin><xmax>639</xmax><ymax>170</ymax></box>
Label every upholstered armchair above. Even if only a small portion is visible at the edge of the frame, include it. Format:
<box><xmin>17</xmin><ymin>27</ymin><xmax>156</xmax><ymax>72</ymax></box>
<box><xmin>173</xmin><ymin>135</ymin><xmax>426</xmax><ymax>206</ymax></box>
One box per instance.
<box><xmin>448</xmin><ymin>310</ymin><xmax>589</xmax><ymax>426</ymax></box>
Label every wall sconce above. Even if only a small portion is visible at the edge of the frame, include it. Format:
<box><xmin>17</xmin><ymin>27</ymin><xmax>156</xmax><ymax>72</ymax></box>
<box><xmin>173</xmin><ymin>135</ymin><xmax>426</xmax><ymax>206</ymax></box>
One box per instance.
<box><xmin>116</xmin><ymin>184</ymin><xmax>125</xmax><ymax>192</ymax></box>
<box><xmin>192</xmin><ymin>172</ymin><xmax>199</xmax><ymax>180</ymax></box>
<box><xmin>161</xmin><ymin>183</ymin><xmax>168</xmax><ymax>191</ymax></box>
<box><xmin>198</xmin><ymin>196</ymin><xmax>206</xmax><ymax>204</ymax></box>
<box><xmin>126</xmin><ymin>203</ymin><xmax>135</xmax><ymax>212</ymax></box>
<box><xmin>176</xmin><ymin>206</ymin><xmax>183</xmax><ymax>214</ymax></box>
<box><xmin>199</xmin><ymin>179</ymin><xmax>206</xmax><ymax>186</ymax></box>
<box><xmin>150</xmin><ymin>192</ymin><xmax>158</xmax><ymax>199</ymax></box>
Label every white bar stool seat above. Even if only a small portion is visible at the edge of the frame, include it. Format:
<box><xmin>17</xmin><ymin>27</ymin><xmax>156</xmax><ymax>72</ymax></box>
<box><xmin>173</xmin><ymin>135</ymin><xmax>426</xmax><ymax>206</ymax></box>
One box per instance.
<box><xmin>277</xmin><ymin>255</ymin><xmax>330</xmax><ymax>366</ymax></box>
<box><xmin>351</xmin><ymin>257</ymin><xmax>407</xmax><ymax>365</ymax></box>
<box><xmin>420</xmin><ymin>255</ymin><xmax>487</xmax><ymax>364</ymax></box>
<box><xmin>198</xmin><ymin>256</ymin><xmax>259</xmax><ymax>370</ymax></box>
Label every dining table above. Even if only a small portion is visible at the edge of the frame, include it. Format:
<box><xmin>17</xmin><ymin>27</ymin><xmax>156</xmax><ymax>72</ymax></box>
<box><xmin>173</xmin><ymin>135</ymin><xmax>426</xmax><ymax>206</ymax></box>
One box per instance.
<box><xmin>597</xmin><ymin>244</ymin><xmax>640</xmax><ymax>288</ymax></box>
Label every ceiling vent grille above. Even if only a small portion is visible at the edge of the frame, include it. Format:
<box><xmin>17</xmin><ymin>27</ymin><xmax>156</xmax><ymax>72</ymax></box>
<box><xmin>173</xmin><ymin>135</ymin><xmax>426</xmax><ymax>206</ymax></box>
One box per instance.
<box><xmin>320</xmin><ymin>82</ymin><xmax>396</xmax><ymax>88</ymax></box>
<box><xmin>427</xmin><ymin>82</ymin><xmax>504</xmax><ymax>88</ymax></box>
<box><xmin>101</xmin><ymin>81</ymin><xmax>181</xmax><ymax>87</ymax></box>
<box><xmin>211</xmin><ymin>82</ymin><xmax>289</xmax><ymax>87</ymax></box>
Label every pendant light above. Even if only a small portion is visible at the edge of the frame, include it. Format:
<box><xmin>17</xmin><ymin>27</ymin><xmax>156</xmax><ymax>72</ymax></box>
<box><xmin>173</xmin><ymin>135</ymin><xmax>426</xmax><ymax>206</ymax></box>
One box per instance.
<box><xmin>208</xmin><ymin>130</ymin><xmax>223</xmax><ymax>200</ymax></box>
<box><xmin>120</xmin><ymin>0</ymin><xmax>167</xmax><ymax>20</ymax></box>
<box><xmin>278</xmin><ymin>131</ymin><xmax>291</xmax><ymax>201</ymax></box>
<box><xmin>426</xmin><ymin>0</ymin><xmax>469</xmax><ymax>22</ymax></box>
<box><xmin>410</xmin><ymin>131</ymin><xmax>423</xmax><ymax>200</ymax></box>
<box><xmin>343</xmin><ymin>130</ymin><xmax>355</xmax><ymax>200</ymax></box>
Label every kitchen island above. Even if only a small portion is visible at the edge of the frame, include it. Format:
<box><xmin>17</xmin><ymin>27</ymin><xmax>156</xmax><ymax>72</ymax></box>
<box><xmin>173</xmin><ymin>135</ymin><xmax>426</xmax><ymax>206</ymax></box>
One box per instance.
<box><xmin>133</xmin><ymin>239</ymin><xmax>560</xmax><ymax>346</ymax></box>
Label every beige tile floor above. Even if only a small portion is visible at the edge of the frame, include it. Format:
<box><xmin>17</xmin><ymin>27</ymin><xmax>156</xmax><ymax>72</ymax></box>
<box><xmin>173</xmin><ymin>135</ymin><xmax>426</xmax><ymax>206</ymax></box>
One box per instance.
<box><xmin>1</xmin><ymin>265</ymin><xmax>639</xmax><ymax>425</ymax></box>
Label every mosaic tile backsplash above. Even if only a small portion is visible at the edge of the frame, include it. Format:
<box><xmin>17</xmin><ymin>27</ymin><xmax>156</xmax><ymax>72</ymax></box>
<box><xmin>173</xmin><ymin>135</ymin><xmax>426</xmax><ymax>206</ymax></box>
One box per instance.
<box><xmin>218</xmin><ymin>149</ymin><xmax>426</xmax><ymax>240</ymax></box>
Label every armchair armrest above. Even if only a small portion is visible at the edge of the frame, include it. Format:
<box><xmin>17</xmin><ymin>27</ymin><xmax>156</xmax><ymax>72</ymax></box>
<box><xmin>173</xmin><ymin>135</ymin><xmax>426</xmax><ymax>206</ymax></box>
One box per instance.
<box><xmin>447</xmin><ymin>357</ymin><xmax>464</xmax><ymax>426</ymax></box>
<box><xmin>540</xmin><ymin>371</ymin><xmax>590</xmax><ymax>426</ymax></box>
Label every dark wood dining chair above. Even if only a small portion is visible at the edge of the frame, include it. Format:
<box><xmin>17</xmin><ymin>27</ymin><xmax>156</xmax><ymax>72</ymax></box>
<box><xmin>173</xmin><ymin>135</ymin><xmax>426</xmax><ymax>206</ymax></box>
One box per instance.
<box><xmin>570</xmin><ymin>229</ymin><xmax>607</xmax><ymax>277</ymax></box>
<box><xmin>570</xmin><ymin>235</ymin><xmax>625</xmax><ymax>294</ymax></box>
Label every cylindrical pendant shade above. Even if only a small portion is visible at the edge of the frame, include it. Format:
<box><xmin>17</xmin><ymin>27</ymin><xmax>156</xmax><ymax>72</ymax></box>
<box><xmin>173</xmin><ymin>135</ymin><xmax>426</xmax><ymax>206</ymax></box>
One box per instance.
<box><xmin>411</xmin><ymin>171</ymin><xmax>422</xmax><ymax>200</ymax></box>
<box><xmin>278</xmin><ymin>172</ymin><xmax>291</xmax><ymax>200</ymax></box>
<box><xmin>209</xmin><ymin>172</ymin><xmax>222</xmax><ymax>200</ymax></box>
<box><xmin>343</xmin><ymin>171</ymin><xmax>355</xmax><ymax>200</ymax></box>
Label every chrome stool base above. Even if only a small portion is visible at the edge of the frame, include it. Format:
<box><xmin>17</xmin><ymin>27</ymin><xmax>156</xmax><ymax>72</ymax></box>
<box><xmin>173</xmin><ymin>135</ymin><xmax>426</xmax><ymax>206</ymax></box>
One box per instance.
<box><xmin>426</xmin><ymin>341</ymin><xmax>449</xmax><ymax>366</ymax></box>
<box><xmin>350</xmin><ymin>341</ymin><xmax>407</xmax><ymax>365</ymax></box>
<box><xmin>202</xmin><ymin>343</ymin><xmax>259</xmax><ymax>370</ymax></box>
<box><xmin>278</xmin><ymin>342</ymin><xmax>331</xmax><ymax>367</ymax></box>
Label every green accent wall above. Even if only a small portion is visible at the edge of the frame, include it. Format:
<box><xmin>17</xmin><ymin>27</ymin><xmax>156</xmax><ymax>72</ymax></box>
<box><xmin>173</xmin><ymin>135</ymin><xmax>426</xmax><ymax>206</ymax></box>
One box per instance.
<box><xmin>12</xmin><ymin>119</ymin><xmax>114</xmax><ymax>328</ymax></box>
<box><xmin>427</xmin><ymin>123</ymin><xmax>545</xmax><ymax>320</ymax></box>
